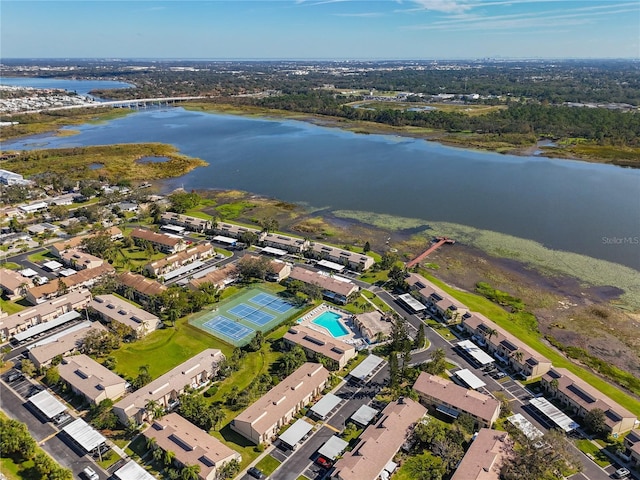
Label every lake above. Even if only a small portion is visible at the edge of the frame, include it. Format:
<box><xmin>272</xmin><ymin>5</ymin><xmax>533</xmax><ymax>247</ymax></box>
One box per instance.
<box><xmin>3</xmin><ymin>107</ymin><xmax>639</xmax><ymax>270</ymax></box>
<box><xmin>0</xmin><ymin>77</ymin><xmax>133</xmax><ymax>98</ymax></box>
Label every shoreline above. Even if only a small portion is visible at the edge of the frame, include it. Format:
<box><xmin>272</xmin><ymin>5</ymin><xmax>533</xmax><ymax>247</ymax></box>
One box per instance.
<box><xmin>182</xmin><ymin>102</ymin><xmax>640</xmax><ymax>168</ymax></box>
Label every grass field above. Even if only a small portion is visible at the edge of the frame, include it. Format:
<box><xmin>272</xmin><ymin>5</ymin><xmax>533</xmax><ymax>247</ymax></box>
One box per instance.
<box><xmin>109</xmin><ymin>316</ymin><xmax>233</xmax><ymax>380</ymax></box>
<box><xmin>575</xmin><ymin>439</ymin><xmax>611</xmax><ymax>468</ymax></box>
<box><xmin>27</xmin><ymin>250</ymin><xmax>57</xmax><ymax>263</ymax></box>
<box><xmin>255</xmin><ymin>455</ymin><xmax>282</xmax><ymax>476</ymax></box>
<box><xmin>0</xmin><ymin>298</ymin><xmax>25</xmax><ymax>315</ymax></box>
<box><xmin>420</xmin><ymin>271</ymin><xmax>640</xmax><ymax>416</ymax></box>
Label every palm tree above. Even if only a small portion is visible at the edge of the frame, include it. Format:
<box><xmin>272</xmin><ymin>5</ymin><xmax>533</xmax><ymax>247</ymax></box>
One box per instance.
<box><xmin>164</xmin><ymin>450</ymin><xmax>176</xmax><ymax>467</ymax></box>
<box><xmin>145</xmin><ymin>399</ymin><xmax>160</xmax><ymax>419</ymax></box>
<box><xmin>486</xmin><ymin>328</ymin><xmax>498</xmax><ymax>343</ymax></box>
<box><xmin>146</xmin><ymin>436</ymin><xmax>157</xmax><ymax>451</ymax></box>
<box><xmin>181</xmin><ymin>464</ymin><xmax>201</xmax><ymax>480</ymax></box>
<box><xmin>123</xmin><ymin>286</ymin><xmax>136</xmax><ymax>301</ymax></box>
<box><xmin>549</xmin><ymin>378</ymin><xmax>559</xmax><ymax>392</ymax></box>
<box><xmin>152</xmin><ymin>447</ymin><xmax>164</xmax><ymax>462</ymax></box>
<box><xmin>513</xmin><ymin>350</ymin><xmax>524</xmax><ymax>364</ymax></box>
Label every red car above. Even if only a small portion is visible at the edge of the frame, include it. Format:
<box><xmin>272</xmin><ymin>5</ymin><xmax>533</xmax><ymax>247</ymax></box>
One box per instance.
<box><xmin>316</xmin><ymin>457</ymin><xmax>333</xmax><ymax>468</ymax></box>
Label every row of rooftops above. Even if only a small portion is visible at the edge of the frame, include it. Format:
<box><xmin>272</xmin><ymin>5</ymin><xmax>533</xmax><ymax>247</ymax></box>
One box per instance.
<box><xmin>131</xmin><ymin>228</ymin><xmax>183</xmax><ymax>248</ymax></box>
<box><xmin>118</xmin><ymin>271</ymin><xmax>167</xmax><ymax>298</ymax></box>
<box><xmin>542</xmin><ymin>367</ymin><xmax>636</xmax><ymax>429</ymax></box>
<box><xmin>26</xmin><ymin>262</ymin><xmax>115</xmax><ymax>304</ymax></box>
<box><xmin>289</xmin><ymin>267</ymin><xmax>359</xmax><ymax>298</ymax></box>
<box><xmin>146</xmin><ymin>242</ymin><xmax>213</xmax><ymax>271</ymax></box>
<box><xmin>50</xmin><ymin>227</ymin><xmax>122</xmax><ymax>255</ymax></box>
<box><xmin>90</xmin><ymin>294</ymin><xmax>159</xmax><ymax>330</ymax></box>
<box><xmin>284</xmin><ymin>325</ymin><xmax>355</xmax><ymax>363</ymax></box>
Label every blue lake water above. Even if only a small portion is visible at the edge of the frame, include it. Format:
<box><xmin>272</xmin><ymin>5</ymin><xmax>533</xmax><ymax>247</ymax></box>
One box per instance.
<box><xmin>3</xmin><ymin>107</ymin><xmax>639</xmax><ymax>270</ymax></box>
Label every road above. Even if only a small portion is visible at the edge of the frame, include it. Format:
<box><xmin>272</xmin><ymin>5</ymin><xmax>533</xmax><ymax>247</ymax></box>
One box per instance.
<box><xmin>0</xmin><ymin>377</ymin><xmax>108</xmax><ymax>480</ymax></box>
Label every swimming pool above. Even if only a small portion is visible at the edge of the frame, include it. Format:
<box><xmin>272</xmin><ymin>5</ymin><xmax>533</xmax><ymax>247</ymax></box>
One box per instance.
<box><xmin>312</xmin><ymin>311</ymin><xmax>350</xmax><ymax>338</ymax></box>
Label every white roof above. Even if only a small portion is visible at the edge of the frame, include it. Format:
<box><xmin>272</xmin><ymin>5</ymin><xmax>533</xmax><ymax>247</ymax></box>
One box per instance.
<box><xmin>161</xmin><ymin>260</ymin><xmax>205</xmax><ymax>281</ymax></box>
<box><xmin>28</xmin><ymin>320</ymin><xmax>93</xmax><ymax>349</ymax></box>
<box><xmin>507</xmin><ymin>413</ymin><xmax>544</xmax><ymax>441</ymax></box>
<box><xmin>317</xmin><ymin>260</ymin><xmax>345</xmax><ymax>271</ymax></box>
<box><xmin>19</xmin><ymin>268</ymin><xmax>38</xmax><ymax>277</ymax></box>
<box><xmin>59</xmin><ymin>269</ymin><xmax>77</xmax><ymax>277</ymax></box>
<box><xmin>318</xmin><ymin>435</ymin><xmax>349</xmax><ymax>460</ymax></box>
<box><xmin>62</xmin><ymin>418</ymin><xmax>106</xmax><ymax>452</ymax></box>
<box><xmin>398</xmin><ymin>293</ymin><xmax>427</xmax><ymax>311</ymax></box>
<box><xmin>114</xmin><ymin>460</ymin><xmax>157</xmax><ymax>480</ymax></box>
<box><xmin>261</xmin><ymin>246</ymin><xmax>288</xmax><ymax>256</ymax></box>
<box><xmin>457</xmin><ymin>339</ymin><xmax>495</xmax><ymax>366</ymax></box>
<box><xmin>161</xmin><ymin>224</ymin><xmax>185</xmax><ymax>233</ymax></box>
<box><xmin>212</xmin><ymin>235</ymin><xmax>237</xmax><ymax>244</ymax></box>
<box><xmin>310</xmin><ymin>393</ymin><xmax>342</xmax><ymax>419</ymax></box>
<box><xmin>349</xmin><ymin>354</ymin><xmax>384</xmax><ymax>381</ymax></box>
<box><xmin>454</xmin><ymin>368</ymin><xmax>486</xmax><ymax>390</ymax></box>
<box><xmin>43</xmin><ymin>260</ymin><xmax>63</xmax><ymax>270</ymax></box>
<box><xmin>529</xmin><ymin>397</ymin><xmax>580</xmax><ymax>432</ymax></box>
<box><xmin>13</xmin><ymin>310</ymin><xmax>81</xmax><ymax>342</ymax></box>
<box><xmin>29</xmin><ymin>390</ymin><xmax>67</xmax><ymax>419</ymax></box>
<box><xmin>278</xmin><ymin>418</ymin><xmax>314</xmax><ymax>447</ymax></box>
<box><xmin>385</xmin><ymin>460</ymin><xmax>398</xmax><ymax>473</ymax></box>
<box><xmin>350</xmin><ymin>404</ymin><xmax>378</xmax><ymax>426</ymax></box>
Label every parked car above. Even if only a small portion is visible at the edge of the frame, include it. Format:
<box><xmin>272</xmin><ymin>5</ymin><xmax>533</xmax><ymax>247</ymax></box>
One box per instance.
<box><xmin>54</xmin><ymin>413</ymin><xmax>70</xmax><ymax>425</ymax></box>
<box><xmin>7</xmin><ymin>372</ymin><xmax>23</xmax><ymax>382</ymax></box>
<box><xmin>614</xmin><ymin>467</ymin><xmax>630</xmax><ymax>478</ymax></box>
<box><xmin>247</xmin><ymin>467</ymin><xmax>264</xmax><ymax>479</ymax></box>
<box><xmin>316</xmin><ymin>456</ymin><xmax>333</xmax><ymax>468</ymax></box>
<box><xmin>81</xmin><ymin>467</ymin><xmax>99</xmax><ymax>480</ymax></box>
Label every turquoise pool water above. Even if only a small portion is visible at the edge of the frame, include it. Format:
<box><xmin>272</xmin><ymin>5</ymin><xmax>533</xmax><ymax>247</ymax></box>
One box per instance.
<box><xmin>312</xmin><ymin>311</ymin><xmax>349</xmax><ymax>337</ymax></box>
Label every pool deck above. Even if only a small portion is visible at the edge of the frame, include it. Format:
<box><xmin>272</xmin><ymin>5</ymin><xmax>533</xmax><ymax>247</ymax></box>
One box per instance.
<box><xmin>298</xmin><ymin>304</ymin><xmax>366</xmax><ymax>348</ymax></box>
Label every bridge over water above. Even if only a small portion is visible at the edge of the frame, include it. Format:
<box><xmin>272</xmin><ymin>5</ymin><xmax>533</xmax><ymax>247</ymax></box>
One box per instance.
<box><xmin>20</xmin><ymin>96</ymin><xmax>209</xmax><ymax>114</ymax></box>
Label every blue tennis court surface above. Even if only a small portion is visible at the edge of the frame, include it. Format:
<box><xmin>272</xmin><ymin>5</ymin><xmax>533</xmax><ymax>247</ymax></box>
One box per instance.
<box><xmin>249</xmin><ymin>293</ymin><xmax>294</xmax><ymax>314</ymax></box>
<box><xmin>203</xmin><ymin>316</ymin><xmax>255</xmax><ymax>341</ymax></box>
<box><xmin>228</xmin><ymin>304</ymin><xmax>276</xmax><ymax>326</ymax></box>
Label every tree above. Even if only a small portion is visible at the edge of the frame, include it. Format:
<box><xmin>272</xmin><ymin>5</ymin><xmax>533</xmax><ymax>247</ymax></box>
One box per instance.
<box><xmin>181</xmin><ymin>463</ymin><xmax>201</xmax><ymax>480</ymax></box>
<box><xmin>413</xmin><ymin>420</ymin><xmax>447</xmax><ymax>448</ymax></box>
<box><xmin>404</xmin><ymin>451</ymin><xmax>445</xmax><ymax>480</ymax></box>
<box><xmin>584</xmin><ymin>408</ymin><xmax>608</xmax><ymax>437</ymax></box>
<box><xmin>363</xmin><ymin>241</ymin><xmax>371</xmax><ymax>253</ymax></box>
<box><xmin>82</xmin><ymin>330</ymin><xmax>120</xmax><ymax>357</ymax></box>
<box><xmin>455</xmin><ymin>412</ymin><xmax>476</xmax><ymax>434</ymax></box>
<box><xmin>21</xmin><ymin>359</ymin><xmax>36</xmax><ymax>377</ymax></box>
<box><xmin>57</xmin><ymin>278</ymin><xmax>69</xmax><ymax>295</ymax></box>
<box><xmin>414</xmin><ymin>323</ymin><xmax>426</xmax><ymax>349</ymax></box>
<box><xmin>81</xmin><ymin>231</ymin><xmax>114</xmax><ymax>258</ymax></box>
<box><xmin>389</xmin><ymin>353</ymin><xmax>400</xmax><ymax>389</ymax></box>
<box><xmin>245</xmin><ymin>331</ymin><xmax>264</xmax><ymax>352</ymax></box>
<box><xmin>152</xmin><ymin>446</ymin><xmax>164</xmax><ymax>462</ymax></box>
<box><xmin>218</xmin><ymin>459</ymin><xmax>241</xmax><ymax>479</ymax></box>
<box><xmin>423</xmin><ymin>348</ymin><xmax>446</xmax><ymax>375</ymax></box>
<box><xmin>237</xmin><ymin>255</ymin><xmax>273</xmax><ymax>282</ymax></box>
<box><xmin>146</xmin><ymin>436</ymin><xmax>157</xmax><ymax>450</ymax></box>
<box><xmin>44</xmin><ymin>366</ymin><xmax>60</xmax><ymax>386</ymax></box>
<box><xmin>169</xmin><ymin>191</ymin><xmax>201</xmax><ymax>214</ymax></box>
<box><xmin>132</xmin><ymin>364</ymin><xmax>152</xmax><ymax>389</ymax></box>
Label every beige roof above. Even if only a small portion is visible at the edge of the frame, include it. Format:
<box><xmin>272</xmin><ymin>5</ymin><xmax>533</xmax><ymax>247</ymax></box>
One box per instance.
<box><xmin>58</xmin><ymin>354</ymin><xmax>127</xmax><ymax>403</ymax></box>
<box><xmin>188</xmin><ymin>264</ymin><xmax>238</xmax><ymax>290</ymax></box>
<box><xmin>354</xmin><ymin>311</ymin><xmax>393</xmax><ymax>338</ymax></box>
<box><xmin>0</xmin><ymin>268</ymin><xmax>30</xmax><ymax>292</ymax></box>
<box><xmin>289</xmin><ymin>267</ymin><xmax>358</xmax><ymax>297</ymax></box>
<box><xmin>233</xmin><ymin>363</ymin><xmax>329</xmax><ymax>437</ymax></box>
<box><xmin>27</xmin><ymin>263</ymin><xmax>114</xmax><ymax>301</ymax></box>
<box><xmin>309</xmin><ymin>243</ymin><xmax>374</xmax><ymax>265</ymax></box>
<box><xmin>260</xmin><ymin>233</ymin><xmax>307</xmax><ymax>249</ymax></box>
<box><xmin>90</xmin><ymin>295</ymin><xmax>159</xmax><ymax>331</ymax></box>
<box><xmin>161</xmin><ymin>212</ymin><xmax>211</xmax><ymax>228</ymax></box>
<box><xmin>131</xmin><ymin>228</ymin><xmax>182</xmax><ymax>247</ymax></box>
<box><xmin>284</xmin><ymin>326</ymin><xmax>355</xmax><ymax>363</ymax></box>
<box><xmin>451</xmin><ymin>429</ymin><xmax>511</xmax><ymax>480</ymax></box>
<box><xmin>463</xmin><ymin>313</ymin><xmax>550</xmax><ymax>365</ymax></box>
<box><xmin>215</xmin><ymin>222</ymin><xmax>261</xmax><ymax>238</ymax></box>
<box><xmin>144</xmin><ymin>413</ymin><xmax>239</xmax><ymax>477</ymax></box>
<box><xmin>118</xmin><ymin>271</ymin><xmax>167</xmax><ymax>297</ymax></box>
<box><xmin>114</xmin><ymin>349</ymin><xmax>224</xmax><ymax>419</ymax></box>
<box><xmin>147</xmin><ymin>243</ymin><xmax>213</xmax><ymax>270</ymax></box>
<box><xmin>1</xmin><ymin>289</ymin><xmax>92</xmax><ymax>332</ymax></box>
<box><xmin>28</xmin><ymin>321</ymin><xmax>107</xmax><ymax>367</ymax></box>
<box><xmin>333</xmin><ymin>398</ymin><xmax>427</xmax><ymax>480</ymax></box>
<box><xmin>51</xmin><ymin>227</ymin><xmax>122</xmax><ymax>253</ymax></box>
<box><xmin>542</xmin><ymin>368</ymin><xmax>636</xmax><ymax>426</ymax></box>
<box><xmin>413</xmin><ymin>372</ymin><xmax>500</xmax><ymax>424</ymax></box>
<box><xmin>60</xmin><ymin>249</ymin><xmax>104</xmax><ymax>269</ymax></box>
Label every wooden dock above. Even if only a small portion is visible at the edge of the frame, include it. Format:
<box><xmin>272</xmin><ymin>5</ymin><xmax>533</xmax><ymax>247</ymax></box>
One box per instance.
<box><xmin>406</xmin><ymin>237</ymin><xmax>455</xmax><ymax>268</ymax></box>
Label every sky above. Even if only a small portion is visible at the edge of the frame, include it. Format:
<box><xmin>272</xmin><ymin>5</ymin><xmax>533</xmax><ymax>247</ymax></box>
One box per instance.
<box><xmin>1</xmin><ymin>0</ymin><xmax>639</xmax><ymax>60</ymax></box>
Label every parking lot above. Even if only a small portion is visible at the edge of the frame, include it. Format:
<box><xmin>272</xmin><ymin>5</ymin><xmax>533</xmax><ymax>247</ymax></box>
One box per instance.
<box><xmin>2</xmin><ymin>368</ymin><xmax>44</xmax><ymax>399</ymax></box>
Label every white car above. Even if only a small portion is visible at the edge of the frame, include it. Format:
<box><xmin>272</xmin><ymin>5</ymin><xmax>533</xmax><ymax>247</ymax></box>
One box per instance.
<box><xmin>82</xmin><ymin>467</ymin><xmax>99</xmax><ymax>480</ymax></box>
<box><xmin>614</xmin><ymin>467</ymin><xmax>630</xmax><ymax>478</ymax></box>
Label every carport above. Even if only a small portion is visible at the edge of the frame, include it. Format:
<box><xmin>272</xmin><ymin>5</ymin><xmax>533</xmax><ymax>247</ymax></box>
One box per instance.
<box><xmin>278</xmin><ymin>419</ymin><xmax>314</xmax><ymax>450</ymax></box>
<box><xmin>211</xmin><ymin>235</ymin><xmax>237</xmax><ymax>247</ymax></box>
<box><xmin>114</xmin><ymin>460</ymin><xmax>156</xmax><ymax>480</ymax></box>
<box><xmin>454</xmin><ymin>368</ymin><xmax>486</xmax><ymax>390</ymax></box>
<box><xmin>62</xmin><ymin>418</ymin><xmax>107</xmax><ymax>454</ymax></box>
<box><xmin>261</xmin><ymin>246</ymin><xmax>288</xmax><ymax>257</ymax></box>
<box><xmin>348</xmin><ymin>354</ymin><xmax>384</xmax><ymax>383</ymax></box>
<box><xmin>397</xmin><ymin>293</ymin><xmax>426</xmax><ymax>313</ymax></box>
<box><xmin>529</xmin><ymin>397</ymin><xmax>580</xmax><ymax>433</ymax></box>
<box><xmin>13</xmin><ymin>310</ymin><xmax>81</xmax><ymax>343</ymax></box>
<box><xmin>317</xmin><ymin>260</ymin><xmax>345</xmax><ymax>272</ymax></box>
<box><xmin>28</xmin><ymin>390</ymin><xmax>67</xmax><ymax>420</ymax></box>
<box><xmin>317</xmin><ymin>435</ymin><xmax>348</xmax><ymax>461</ymax></box>
<box><xmin>309</xmin><ymin>393</ymin><xmax>342</xmax><ymax>420</ymax></box>
<box><xmin>350</xmin><ymin>404</ymin><xmax>378</xmax><ymax>427</ymax></box>
<box><xmin>457</xmin><ymin>340</ymin><xmax>495</xmax><ymax>367</ymax></box>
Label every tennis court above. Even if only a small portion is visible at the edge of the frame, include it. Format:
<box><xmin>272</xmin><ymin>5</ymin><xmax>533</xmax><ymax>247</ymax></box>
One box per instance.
<box><xmin>189</xmin><ymin>287</ymin><xmax>302</xmax><ymax>346</ymax></box>
<box><xmin>249</xmin><ymin>292</ymin><xmax>295</xmax><ymax>314</ymax></box>
<box><xmin>229</xmin><ymin>304</ymin><xmax>276</xmax><ymax>326</ymax></box>
<box><xmin>202</xmin><ymin>316</ymin><xmax>255</xmax><ymax>343</ymax></box>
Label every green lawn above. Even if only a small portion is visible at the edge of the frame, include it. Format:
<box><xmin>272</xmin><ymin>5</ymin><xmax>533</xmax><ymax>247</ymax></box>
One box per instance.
<box><xmin>96</xmin><ymin>451</ymin><xmax>121</xmax><ymax>469</ymax></box>
<box><xmin>575</xmin><ymin>439</ymin><xmax>611</xmax><ymax>468</ymax></box>
<box><xmin>0</xmin><ymin>457</ymin><xmax>22</xmax><ymax>480</ymax></box>
<box><xmin>183</xmin><ymin>209</ymin><xmax>213</xmax><ymax>220</ymax></box>
<box><xmin>112</xmin><ymin>246</ymin><xmax>166</xmax><ymax>270</ymax></box>
<box><xmin>110</xmin><ymin>316</ymin><xmax>233</xmax><ymax>380</ymax></box>
<box><xmin>362</xmin><ymin>290</ymin><xmax>392</xmax><ymax>312</ymax></box>
<box><xmin>420</xmin><ymin>271</ymin><xmax>640</xmax><ymax>417</ymax></box>
<box><xmin>255</xmin><ymin>455</ymin><xmax>282</xmax><ymax>476</ymax></box>
<box><xmin>27</xmin><ymin>250</ymin><xmax>56</xmax><ymax>263</ymax></box>
<box><xmin>0</xmin><ymin>262</ymin><xmax>21</xmax><ymax>270</ymax></box>
<box><xmin>0</xmin><ymin>298</ymin><xmax>25</xmax><ymax>315</ymax></box>
<box><xmin>359</xmin><ymin>269</ymin><xmax>390</xmax><ymax>284</ymax></box>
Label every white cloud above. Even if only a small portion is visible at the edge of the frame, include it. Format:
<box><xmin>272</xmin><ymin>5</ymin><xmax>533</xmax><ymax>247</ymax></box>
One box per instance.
<box><xmin>411</xmin><ymin>0</ymin><xmax>473</xmax><ymax>13</ymax></box>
